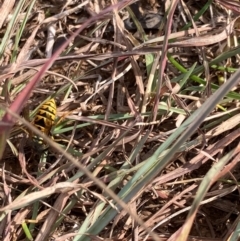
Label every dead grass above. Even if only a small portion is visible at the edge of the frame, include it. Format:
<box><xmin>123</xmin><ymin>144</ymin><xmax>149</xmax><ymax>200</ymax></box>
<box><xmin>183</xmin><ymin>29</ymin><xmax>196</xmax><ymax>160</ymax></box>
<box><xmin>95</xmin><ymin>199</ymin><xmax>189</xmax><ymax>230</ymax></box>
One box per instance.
<box><xmin>0</xmin><ymin>0</ymin><xmax>240</xmax><ymax>240</ymax></box>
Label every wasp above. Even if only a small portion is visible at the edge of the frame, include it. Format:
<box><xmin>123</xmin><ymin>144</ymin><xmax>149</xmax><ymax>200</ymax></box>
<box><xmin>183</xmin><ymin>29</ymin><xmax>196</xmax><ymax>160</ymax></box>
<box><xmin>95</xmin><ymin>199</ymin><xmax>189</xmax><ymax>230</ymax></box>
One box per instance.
<box><xmin>31</xmin><ymin>98</ymin><xmax>57</xmax><ymax>151</ymax></box>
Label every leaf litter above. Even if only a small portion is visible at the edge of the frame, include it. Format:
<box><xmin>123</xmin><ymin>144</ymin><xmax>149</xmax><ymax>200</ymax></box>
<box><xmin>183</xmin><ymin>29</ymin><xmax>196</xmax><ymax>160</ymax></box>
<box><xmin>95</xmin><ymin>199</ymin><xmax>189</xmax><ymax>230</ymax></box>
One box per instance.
<box><xmin>0</xmin><ymin>0</ymin><xmax>240</xmax><ymax>240</ymax></box>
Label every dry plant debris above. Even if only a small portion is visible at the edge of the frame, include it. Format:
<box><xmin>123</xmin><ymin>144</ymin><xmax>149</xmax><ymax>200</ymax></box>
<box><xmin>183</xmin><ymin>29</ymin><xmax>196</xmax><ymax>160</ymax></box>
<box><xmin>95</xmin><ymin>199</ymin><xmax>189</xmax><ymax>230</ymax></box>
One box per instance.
<box><xmin>0</xmin><ymin>0</ymin><xmax>240</xmax><ymax>240</ymax></box>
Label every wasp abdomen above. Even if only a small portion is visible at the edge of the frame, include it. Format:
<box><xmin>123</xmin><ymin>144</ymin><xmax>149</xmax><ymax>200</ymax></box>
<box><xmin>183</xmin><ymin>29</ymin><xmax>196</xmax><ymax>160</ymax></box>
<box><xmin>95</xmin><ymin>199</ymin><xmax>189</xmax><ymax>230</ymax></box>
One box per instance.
<box><xmin>32</xmin><ymin>98</ymin><xmax>57</xmax><ymax>150</ymax></box>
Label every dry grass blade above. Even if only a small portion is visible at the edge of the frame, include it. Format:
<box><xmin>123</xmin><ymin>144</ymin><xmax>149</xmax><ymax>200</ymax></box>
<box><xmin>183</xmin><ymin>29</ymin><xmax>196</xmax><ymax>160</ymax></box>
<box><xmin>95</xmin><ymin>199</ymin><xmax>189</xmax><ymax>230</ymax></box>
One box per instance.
<box><xmin>172</xmin><ymin>145</ymin><xmax>240</xmax><ymax>241</ymax></box>
<box><xmin>216</xmin><ymin>0</ymin><xmax>240</xmax><ymax>14</ymax></box>
<box><xmin>0</xmin><ymin>182</ymin><xmax>81</xmax><ymax>212</ymax></box>
<box><xmin>1</xmin><ymin>0</ymin><xmax>240</xmax><ymax>240</ymax></box>
<box><xmin>0</xmin><ymin>0</ymin><xmax>15</xmax><ymax>29</ymax></box>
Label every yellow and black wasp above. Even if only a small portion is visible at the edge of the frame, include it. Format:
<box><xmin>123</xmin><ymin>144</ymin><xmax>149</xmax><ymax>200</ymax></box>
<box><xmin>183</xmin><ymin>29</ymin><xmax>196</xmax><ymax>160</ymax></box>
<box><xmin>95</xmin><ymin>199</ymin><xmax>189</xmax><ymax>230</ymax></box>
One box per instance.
<box><xmin>31</xmin><ymin>98</ymin><xmax>57</xmax><ymax>151</ymax></box>
<box><xmin>4</xmin><ymin>98</ymin><xmax>58</xmax><ymax>173</ymax></box>
<box><xmin>26</xmin><ymin>98</ymin><xmax>77</xmax><ymax>155</ymax></box>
